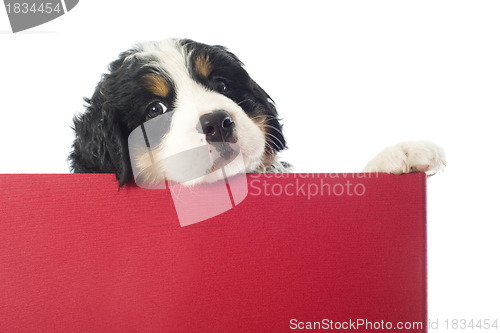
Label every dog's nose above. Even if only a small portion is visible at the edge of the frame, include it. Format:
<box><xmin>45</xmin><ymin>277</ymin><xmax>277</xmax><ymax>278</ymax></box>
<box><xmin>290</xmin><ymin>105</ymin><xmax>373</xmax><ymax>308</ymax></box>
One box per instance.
<box><xmin>198</xmin><ymin>110</ymin><xmax>236</xmax><ymax>143</ymax></box>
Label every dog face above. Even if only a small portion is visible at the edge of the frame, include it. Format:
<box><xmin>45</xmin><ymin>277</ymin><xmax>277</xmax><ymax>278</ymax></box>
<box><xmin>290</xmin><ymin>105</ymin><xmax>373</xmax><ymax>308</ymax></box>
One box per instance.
<box><xmin>70</xmin><ymin>39</ymin><xmax>286</xmax><ymax>186</ymax></box>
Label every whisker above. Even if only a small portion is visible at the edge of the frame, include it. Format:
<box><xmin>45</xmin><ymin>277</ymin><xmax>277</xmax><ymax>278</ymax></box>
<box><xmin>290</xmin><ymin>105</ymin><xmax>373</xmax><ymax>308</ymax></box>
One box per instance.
<box><xmin>237</xmin><ymin>99</ymin><xmax>252</xmax><ymax>106</ymax></box>
<box><xmin>264</xmin><ymin>132</ymin><xmax>286</xmax><ymax>150</ymax></box>
<box><xmin>260</xmin><ymin>123</ymin><xmax>283</xmax><ymax>132</ymax></box>
<box><xmin>260</xmin><ymin>124</ymin><xmax>285</xmax><ymax>139</ymax></box>
<box><xmin>250</xmin><ymin>114</ymin><xmax>279</xmax><ymax>122</ymax></box>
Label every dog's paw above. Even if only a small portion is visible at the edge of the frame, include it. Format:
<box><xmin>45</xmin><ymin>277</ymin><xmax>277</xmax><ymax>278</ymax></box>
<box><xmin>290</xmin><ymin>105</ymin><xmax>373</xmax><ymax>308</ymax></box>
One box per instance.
<box><xmin>363</xmin><ymin>141</ymin><xmax>446</xmax><ymax>176</ymax></box>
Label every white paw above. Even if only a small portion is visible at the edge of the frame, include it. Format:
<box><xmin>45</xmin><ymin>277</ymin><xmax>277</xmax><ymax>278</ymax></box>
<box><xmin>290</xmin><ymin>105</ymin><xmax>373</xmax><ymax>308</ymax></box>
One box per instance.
<box><xmin>363</xmin><ymin>141</ymin><xmax>446</xmax><ymax>176</ymax></box>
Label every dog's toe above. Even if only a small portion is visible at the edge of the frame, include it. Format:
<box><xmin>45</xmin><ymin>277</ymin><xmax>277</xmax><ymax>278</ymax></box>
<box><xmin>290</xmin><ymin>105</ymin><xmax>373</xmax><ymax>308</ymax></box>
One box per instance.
<box><xmin>363</xmin><ymin>141</ymin><xmax>446</xmax><ymax>176</ymax></box>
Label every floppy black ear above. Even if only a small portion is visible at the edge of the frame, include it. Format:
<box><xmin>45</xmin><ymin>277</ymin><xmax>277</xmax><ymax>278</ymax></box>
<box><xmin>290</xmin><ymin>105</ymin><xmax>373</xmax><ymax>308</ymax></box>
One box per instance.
<box><xmin>69</xmin><ymin>51</ymin><xmax>136</xmax><ymax>187</ymax></box>
<box><xmin>70</xmin><ymin>97</ymin><xmax>132</xmax><ymax>187</ymax></box>
<box><xmin>250</xmin><ymin>79</ymin><xmax>287</xmax><ymax>152</ymax></box>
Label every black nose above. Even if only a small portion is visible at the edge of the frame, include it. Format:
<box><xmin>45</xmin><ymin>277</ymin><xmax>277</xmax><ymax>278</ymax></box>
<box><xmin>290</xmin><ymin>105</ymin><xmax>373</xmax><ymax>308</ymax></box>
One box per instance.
<box><xmin>198</xmin><ymin>110</ymin><xmax>236</xmax><ymax>143</ymax></box>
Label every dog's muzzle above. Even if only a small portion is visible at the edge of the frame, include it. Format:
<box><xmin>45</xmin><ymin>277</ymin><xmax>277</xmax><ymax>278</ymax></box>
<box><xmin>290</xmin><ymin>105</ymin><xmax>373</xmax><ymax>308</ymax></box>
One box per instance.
<box><xmin>128</xmin><ymin>109</ymin><xmax>243</xmax><ymax>187</ymax></box>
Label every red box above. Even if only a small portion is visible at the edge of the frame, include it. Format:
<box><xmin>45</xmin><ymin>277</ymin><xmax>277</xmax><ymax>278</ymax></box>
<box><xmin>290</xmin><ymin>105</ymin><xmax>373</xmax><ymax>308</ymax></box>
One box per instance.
<box><xmin>0</xmin><ymin>173</ymin><xmax>426</xmax><ymax>332</ymax></box>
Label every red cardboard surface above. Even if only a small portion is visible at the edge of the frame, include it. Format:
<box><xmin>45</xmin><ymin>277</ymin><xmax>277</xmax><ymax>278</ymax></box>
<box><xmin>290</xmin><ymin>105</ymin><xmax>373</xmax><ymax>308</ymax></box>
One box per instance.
<box><xmin>0</xmin><ymin>173</ymin><xmax>426</xmax><ymax>332</ymax></box>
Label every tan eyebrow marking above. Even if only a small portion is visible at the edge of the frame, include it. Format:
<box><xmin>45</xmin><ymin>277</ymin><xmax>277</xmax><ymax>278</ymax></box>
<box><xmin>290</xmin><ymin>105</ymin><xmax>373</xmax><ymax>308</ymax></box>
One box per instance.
<box><xmin>194</xmin><ymin>54</ymin><xmax>213</xmax><ymax>78</ymax></box>
<box><xmin>142</xmin><ymin>75</ymin><xmax>169</xmax><ymax>98</ymax></box>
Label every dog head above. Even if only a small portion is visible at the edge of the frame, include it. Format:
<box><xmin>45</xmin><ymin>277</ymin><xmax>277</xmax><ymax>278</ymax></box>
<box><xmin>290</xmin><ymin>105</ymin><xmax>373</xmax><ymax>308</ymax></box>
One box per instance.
<box><xmin>70</xmin><ymin>39</ymin><xmax>286</xmax><ymax>186</ymax></box>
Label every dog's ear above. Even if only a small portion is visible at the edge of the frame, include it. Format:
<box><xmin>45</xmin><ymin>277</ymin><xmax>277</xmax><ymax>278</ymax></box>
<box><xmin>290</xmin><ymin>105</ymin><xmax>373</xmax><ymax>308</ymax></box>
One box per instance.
<box><xmin>70</xmin><ymin>51</ymin><xmax>136</xmax><ymax>187</ymax></box>
<box><xmin>250</xmin><ymin>79</ymin><xmax>287</xmax><ymax>152</ymax></box>
<box><xmin>70</xmin><ymin>99</ymin><xmax>132</xmax><ymax>187</ymax></box>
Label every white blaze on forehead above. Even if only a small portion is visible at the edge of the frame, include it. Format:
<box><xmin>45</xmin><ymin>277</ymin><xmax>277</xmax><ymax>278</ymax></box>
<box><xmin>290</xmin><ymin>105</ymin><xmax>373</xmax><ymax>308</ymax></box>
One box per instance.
<box><xmin>138</xmin><ymin>39</ymin><xmax>237</xmax><ymax>116</ymax></box>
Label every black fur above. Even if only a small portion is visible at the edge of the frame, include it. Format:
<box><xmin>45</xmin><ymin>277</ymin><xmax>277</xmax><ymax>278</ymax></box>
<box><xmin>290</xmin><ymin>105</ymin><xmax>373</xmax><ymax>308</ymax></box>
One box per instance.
<box><xmin>69</xmin><ymin>39</ymin><xmax>286</xmax><ymax>186</ymax></box>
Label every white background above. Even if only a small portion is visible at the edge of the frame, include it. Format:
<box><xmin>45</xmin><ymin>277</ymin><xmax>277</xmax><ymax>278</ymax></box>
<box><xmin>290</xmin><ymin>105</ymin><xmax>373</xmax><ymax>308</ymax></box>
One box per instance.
<box><xmin>1</xmin><ymin>0</ymin><xmax>499</xmax><ymax>329</ymax></box>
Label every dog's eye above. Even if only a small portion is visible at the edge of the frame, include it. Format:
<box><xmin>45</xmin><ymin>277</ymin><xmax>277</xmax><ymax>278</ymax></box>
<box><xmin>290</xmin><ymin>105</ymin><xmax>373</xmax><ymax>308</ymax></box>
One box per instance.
<box><xmin>214</xmin><ymin>79</ymin><xmax>228</xmax><ymax>93</ymax></box>
<box><xmin>147</xmin><ymin>102</ymin><xmax>168</xmax><ymax>118</ymax></box>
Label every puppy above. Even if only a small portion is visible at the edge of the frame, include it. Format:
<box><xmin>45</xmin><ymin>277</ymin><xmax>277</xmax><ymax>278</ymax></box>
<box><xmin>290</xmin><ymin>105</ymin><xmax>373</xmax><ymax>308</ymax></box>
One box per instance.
<box><xmin>69</xmin><ymin>38</ymin><xmax>445</xmax><ymax>186</ymax></box>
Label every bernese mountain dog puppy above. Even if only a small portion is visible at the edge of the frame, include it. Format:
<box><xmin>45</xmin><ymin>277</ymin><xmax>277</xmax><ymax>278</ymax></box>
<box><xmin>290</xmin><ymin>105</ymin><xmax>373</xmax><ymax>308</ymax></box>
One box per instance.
<box><xmin>69</xmin><ymin>38</ymin><xmax>445</xmax><ymax>186</ymax></box>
